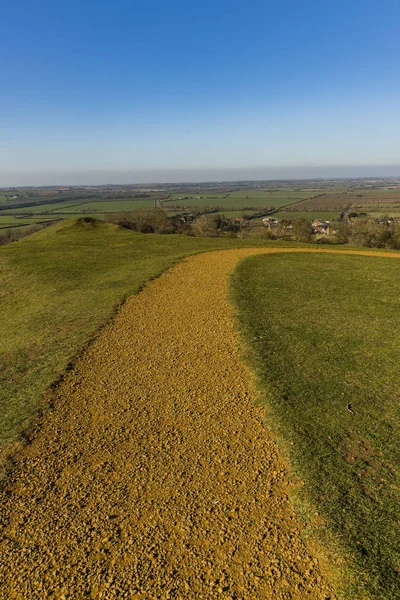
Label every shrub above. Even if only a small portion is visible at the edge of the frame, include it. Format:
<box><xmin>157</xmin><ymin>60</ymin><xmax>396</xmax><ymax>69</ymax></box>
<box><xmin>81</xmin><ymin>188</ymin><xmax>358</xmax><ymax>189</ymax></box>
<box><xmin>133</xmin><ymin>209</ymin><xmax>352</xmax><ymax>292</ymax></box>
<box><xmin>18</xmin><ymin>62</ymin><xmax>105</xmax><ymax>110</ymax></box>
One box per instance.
<box><xmin>293</xmin><ymin>217</ymin><xmax>313</xmax><ymax>242</ymax></box>
<box><xmin>191</xmin><ymin>214</ymin><xmax>220</xmax><ymax>237</ymax></box>
<box><xmin>0</xmin><ymin>223</ymin><xmax>49</xmax><ymax>246</ymax></box>
<box><xmin>105</xmin><ymin>208</ymin><xmax>175</xmax><ymax>234</ymax></box>
<box><xmin>350</xmin><ymin>219</ymin><xmax>391</xmax><ymax>248</ymax></box>
<box><xmin>333</xmin><ymin>221</ymin><xmax>351</xmax><ymax>244</ymax></box>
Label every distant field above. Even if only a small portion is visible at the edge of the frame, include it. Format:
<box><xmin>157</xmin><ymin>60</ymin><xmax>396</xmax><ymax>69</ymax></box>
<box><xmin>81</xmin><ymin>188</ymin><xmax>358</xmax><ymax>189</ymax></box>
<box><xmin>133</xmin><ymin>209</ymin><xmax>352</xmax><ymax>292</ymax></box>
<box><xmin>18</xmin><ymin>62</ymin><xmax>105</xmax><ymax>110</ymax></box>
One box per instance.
<box><xmin>232</xmin><ymin>252</ymin><xmax>400</xmax><ymax>600</ymax></box>
<box><xmin>285</xmin><ymin>194</ymin><xmax>350</xmax><ymax>211</ymax></box>
<box><xmin>0</xmin><ymin>192</ymin><xmax>95</xmax><ymax>208</ymax></box>
<box><xmin>1</xmin><ymin>187</ymin><xmax>399</xmax><ymax>233</ymax></box>
<box><xmin>226</xmin><ymin>189</ymin><xmax>314</xmax><ymax>200</ymax></box>
<box><xmin>56</xmin><ymin>199</ymin><xmax>156</xmax><ymax>213</ymax></box>
<box><xmin>51</xmin><ymin>212</ymin><xmax>107</xmax><ymax>220</ymax></box>
<box><xmin>2</xmin><ymin>201</ymin><xmax>91</xmax><ymax>215</ymax></box>
<box><xmin>167</xmin><ymin>190</ymin><xmax>316</xmax><ymax>211</ymax></box>
<box><xmin>0</xmin><ymin>216</ymin><xmax>32</xmax><ymax>226</ymax></box>
<box><xmin>348</xmin><ymin>188</ymin><xmax>400</xmax><ymax>195</ymax></box>
<box><xmin>0</xmin><ymin>198</ymin><xmax>157</xmax><ymax>230</ymax></box>
<box><xmin>366</xmin><ymin>211</ymin><xmax>400</xmax><ymax>218</ymax></box>
<box><xmin>347</xmin><ymin>191</ymin><xmax>400</xmax><ymax>201</ymax></box>
<box><xmin>286</xmin><ymin>191</ymin><xmax>400</xmax><ymax>213</ymax></box>
<box><xmin>272</xmin><ymin>211</ymin><xmax>340</xmax><ymax>221</ymax></box>
<box><xmin>165</xmin><ymin>210</ymin><xmax>260</xmax><ymax>219</ymax></box>
<box><xmin>347</xmin><ymin>191</ymin><xmax>400</xmax><ymax>212</ymax></box>
<box><xmin>0</xmin><ymin>215</ymin><xmax>59</xmax><ymax>227</ymax></box>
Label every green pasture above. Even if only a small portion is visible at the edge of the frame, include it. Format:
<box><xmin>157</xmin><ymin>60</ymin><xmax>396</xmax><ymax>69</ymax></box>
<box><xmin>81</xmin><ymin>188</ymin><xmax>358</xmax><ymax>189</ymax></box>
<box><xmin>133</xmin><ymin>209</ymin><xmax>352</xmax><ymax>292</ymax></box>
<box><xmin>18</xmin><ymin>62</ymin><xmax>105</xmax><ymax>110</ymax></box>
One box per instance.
<box><xmin>0</xmin><ymin>216</ymin><xmax>32</xmax><ymax>227</ymax></box>
<box><xmin>56</xmin><ymin>199</ymin><xmax>156</xmax><ymax>213</ymax></box>
<box><xmin>0</xmin><ymin>215</ymin><xmax>59</xmax><ymax>227</ymax></box>
<box><xmin>0</xmin><ymin>199</ymin><xmax>158</xmax><ymax>228</ymax></box>
<box><xmin>51</xmin><ymin>212</ymin><xmax>107</xmax><ymax>220</ymax></box>
<box><xmin>232</xmin><ymin>252</ymin><xmax>400</xmax><ymax>600</ymax></box>
<box><xmin>1</xmin><ymin>201</ymin><xmax>89</xmax><ymax>215</ymax></box>
<box><xmin>170</xmin><ymin>192</ymin><xmax>227</xmax><ymax>201</ymax></box>
<box><xmin>227</xmin><ymin>189</ymin><xmax>313</xmax><ymax>199</ymax></box>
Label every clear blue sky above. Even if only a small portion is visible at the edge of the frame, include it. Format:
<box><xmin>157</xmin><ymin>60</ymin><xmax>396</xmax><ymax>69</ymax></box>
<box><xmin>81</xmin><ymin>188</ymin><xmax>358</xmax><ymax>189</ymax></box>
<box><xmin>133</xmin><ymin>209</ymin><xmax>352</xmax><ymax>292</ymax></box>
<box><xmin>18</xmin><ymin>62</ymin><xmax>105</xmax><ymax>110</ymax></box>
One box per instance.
<box><xmin>2</xmin><ymin>0</ymin><xmax>400</xmax><ymax>184</ymax></box>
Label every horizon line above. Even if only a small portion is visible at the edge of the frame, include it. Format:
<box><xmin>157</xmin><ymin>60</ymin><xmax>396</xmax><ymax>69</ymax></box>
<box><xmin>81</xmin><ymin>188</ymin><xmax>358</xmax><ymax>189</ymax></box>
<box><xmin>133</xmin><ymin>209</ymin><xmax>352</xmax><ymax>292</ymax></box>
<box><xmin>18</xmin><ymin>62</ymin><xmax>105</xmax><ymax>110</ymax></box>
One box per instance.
<box><xmin>2</xmin><ymin>174</ymin><xmax>400</xmax><ymax>189</ymax></box>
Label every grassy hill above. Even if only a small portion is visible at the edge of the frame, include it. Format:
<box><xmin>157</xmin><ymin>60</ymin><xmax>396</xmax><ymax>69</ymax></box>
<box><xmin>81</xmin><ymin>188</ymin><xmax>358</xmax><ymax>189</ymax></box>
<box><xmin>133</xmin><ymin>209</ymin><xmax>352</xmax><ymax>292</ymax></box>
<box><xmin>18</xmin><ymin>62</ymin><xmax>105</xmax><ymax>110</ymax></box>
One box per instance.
<box><xmin>231</xmin><ymin>252</ymin><xmax>400</xmax><ymax>600</ymax></box>
<box><xmin>3</xmin><ymin>219</ymin><xmax>400</xmax><ymax>598</ymax></box>
<box><xmin>1</xmin><ymin>218</ymin><xmax>285</xmax><ymax>460</ymax></box>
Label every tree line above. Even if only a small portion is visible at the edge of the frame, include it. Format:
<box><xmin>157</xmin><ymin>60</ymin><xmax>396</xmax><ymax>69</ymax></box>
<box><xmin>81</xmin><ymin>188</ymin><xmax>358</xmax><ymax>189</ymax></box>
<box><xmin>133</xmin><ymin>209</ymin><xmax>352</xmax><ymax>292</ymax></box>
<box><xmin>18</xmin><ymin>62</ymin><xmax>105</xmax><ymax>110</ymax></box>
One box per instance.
<box><xmin>104</xmin><ymin>209</ymin><xmax>400</xmax><ymax>248</ymax></box>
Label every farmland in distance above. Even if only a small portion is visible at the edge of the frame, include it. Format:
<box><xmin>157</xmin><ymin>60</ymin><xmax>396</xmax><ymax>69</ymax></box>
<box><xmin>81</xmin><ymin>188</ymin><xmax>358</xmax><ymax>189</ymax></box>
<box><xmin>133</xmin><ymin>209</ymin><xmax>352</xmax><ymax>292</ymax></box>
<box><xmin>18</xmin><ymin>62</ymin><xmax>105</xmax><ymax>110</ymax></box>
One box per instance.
<box><xmin>2</xmin><ymin>181</ymin><xmax>400</xmax><ymax>238</ymax></box>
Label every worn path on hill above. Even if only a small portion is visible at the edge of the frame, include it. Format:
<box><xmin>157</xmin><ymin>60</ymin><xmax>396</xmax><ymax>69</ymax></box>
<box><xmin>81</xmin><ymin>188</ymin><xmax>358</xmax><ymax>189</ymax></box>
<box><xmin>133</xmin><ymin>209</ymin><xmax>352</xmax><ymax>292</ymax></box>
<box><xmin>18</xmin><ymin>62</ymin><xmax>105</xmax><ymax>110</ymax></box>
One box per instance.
<box><xmin>2</xmin><ymin>247</ymin><xmax>398</xmax><ymax>599</ymax></box>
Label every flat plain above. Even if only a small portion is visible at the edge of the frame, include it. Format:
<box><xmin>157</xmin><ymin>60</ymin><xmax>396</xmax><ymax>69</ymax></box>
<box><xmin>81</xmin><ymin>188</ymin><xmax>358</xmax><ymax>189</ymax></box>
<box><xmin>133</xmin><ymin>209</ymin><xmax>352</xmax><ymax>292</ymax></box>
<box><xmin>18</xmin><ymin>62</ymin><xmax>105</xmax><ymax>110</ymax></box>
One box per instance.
<box><xmin>285</xmin><ymin>191</ymin><xmax>400</xmax><ymax>216</ymax></box>
<box><xmin>2</xmin><ymin>185</ymin><xmax>400</xmax><ymax>235</ymax></box>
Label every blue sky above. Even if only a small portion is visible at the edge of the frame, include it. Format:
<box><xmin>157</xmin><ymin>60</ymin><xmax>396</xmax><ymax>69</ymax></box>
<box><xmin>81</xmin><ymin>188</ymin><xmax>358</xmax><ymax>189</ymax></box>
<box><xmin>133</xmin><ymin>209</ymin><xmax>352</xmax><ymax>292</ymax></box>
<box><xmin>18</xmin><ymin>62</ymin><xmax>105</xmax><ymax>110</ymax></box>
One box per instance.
<box><xmin>2</xmin><ymin>0</ymin><xmax>400</xmax><ymax>184</ymax></box>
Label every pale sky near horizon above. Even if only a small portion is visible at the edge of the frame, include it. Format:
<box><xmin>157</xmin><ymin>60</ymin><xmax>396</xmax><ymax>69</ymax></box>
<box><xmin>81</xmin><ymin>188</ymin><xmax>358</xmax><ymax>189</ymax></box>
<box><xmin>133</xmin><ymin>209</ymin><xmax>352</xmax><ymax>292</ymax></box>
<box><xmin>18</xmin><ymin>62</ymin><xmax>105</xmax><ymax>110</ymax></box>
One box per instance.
<box><xmin>2</xmin><ymin>0</ymin><xmax>400</xmax><ymax>186</ymax></box>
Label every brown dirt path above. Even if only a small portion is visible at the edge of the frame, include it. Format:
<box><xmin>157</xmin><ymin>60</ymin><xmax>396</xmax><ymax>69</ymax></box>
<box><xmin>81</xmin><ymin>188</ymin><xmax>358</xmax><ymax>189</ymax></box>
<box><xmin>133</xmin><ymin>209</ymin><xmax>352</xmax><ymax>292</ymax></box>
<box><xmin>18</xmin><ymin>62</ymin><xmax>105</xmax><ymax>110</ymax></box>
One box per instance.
<box><xmin>1</xmin><ymin>247</ymin><xmax>398</xmax><ymax>599</ymax></box>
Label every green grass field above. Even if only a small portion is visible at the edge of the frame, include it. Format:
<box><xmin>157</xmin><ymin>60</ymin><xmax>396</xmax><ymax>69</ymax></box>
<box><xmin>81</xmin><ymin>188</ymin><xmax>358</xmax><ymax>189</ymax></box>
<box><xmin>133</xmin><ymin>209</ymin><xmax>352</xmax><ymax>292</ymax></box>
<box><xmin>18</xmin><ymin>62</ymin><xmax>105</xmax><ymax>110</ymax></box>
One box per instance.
<box><xmin>231</xmin><ymin>252</ymin><xmax>400</xmax><ymax>600</ymax></box>
<box><xmin>1</xmin><ymin>198</ymin><xmax>156</xmax><ymax>215</ymax></box>
<box><xmin>56</xmin><ymin>199</ymin><xmax>156</xmax><ymax>213</ymax></box>
<box><xmin>1</xmin><ymin>218</ymin><xmax>296</xmax><ymax>454</ymax></box>
<box><xmin>0</xmin><ymin>216</ymin><xmax>32</xmax><ymax>227</ymax></box>
<box><xmin>1</xmin><ymin>201</ymin><xmax>91</xmax><ymax>214</ymax></box>
<box><xmin>0</xmin><ymin>215</ymin><xmax>59</xmax><ymax>224</ymax></box>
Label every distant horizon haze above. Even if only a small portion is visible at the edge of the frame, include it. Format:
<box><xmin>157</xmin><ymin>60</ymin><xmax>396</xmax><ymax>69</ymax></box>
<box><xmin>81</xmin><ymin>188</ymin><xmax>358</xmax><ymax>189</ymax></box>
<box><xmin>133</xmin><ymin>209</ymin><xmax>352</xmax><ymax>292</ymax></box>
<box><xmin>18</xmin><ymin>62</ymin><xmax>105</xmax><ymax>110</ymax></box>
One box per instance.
<box><xmin>1</xmin><ymin>164</ymin><xmax>400</xmax><ymax>188</ymax></box>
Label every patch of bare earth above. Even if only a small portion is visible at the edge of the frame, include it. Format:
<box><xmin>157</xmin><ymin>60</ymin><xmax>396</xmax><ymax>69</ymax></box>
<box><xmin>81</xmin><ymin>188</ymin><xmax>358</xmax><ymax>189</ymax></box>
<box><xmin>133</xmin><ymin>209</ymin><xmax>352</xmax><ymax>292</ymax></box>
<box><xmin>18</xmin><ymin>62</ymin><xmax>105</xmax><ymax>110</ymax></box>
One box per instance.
<box><xmin>3</xmin><ymin>247</ymin><xmax>380</xmax><ymax>599</ymax></box>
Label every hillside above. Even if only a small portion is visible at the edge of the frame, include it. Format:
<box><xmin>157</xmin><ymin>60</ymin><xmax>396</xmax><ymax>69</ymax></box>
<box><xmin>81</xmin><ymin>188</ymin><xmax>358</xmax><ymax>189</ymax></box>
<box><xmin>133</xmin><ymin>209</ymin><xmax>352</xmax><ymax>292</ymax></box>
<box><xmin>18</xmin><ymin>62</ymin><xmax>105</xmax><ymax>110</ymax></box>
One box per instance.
<box><xmin>232</xmin><ymin>252</ymin><xmax>400</xmax><ymax>599</ymax></box>
<box><xmin>0</xmin><ymin>218</ymin><xmax>276</xmax><ymax>460</ymax></box>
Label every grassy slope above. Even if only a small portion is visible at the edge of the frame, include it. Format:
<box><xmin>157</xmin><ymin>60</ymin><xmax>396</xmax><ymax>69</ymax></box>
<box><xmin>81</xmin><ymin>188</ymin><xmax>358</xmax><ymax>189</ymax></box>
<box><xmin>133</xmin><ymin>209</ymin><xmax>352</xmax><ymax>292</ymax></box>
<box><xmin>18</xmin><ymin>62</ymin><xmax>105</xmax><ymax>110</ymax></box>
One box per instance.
<box><xmin>231</xmin><ymin>253</ymin><xmax>400</xmax><ymax>600</ymax></box>
<box><xmin>1</xmin><ymin>218</ymin><xmax>291</xmax><ymax>450</ymax></box>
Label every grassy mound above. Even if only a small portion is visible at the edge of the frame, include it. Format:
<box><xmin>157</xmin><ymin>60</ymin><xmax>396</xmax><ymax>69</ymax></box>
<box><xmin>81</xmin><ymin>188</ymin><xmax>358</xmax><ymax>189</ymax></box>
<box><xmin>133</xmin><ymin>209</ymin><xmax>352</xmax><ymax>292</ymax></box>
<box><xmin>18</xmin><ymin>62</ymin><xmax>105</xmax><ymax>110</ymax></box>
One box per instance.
<box><xmin>231</xmin><ymin>252</ymin><xmax>400</xmax><ymax>599</ymax></box>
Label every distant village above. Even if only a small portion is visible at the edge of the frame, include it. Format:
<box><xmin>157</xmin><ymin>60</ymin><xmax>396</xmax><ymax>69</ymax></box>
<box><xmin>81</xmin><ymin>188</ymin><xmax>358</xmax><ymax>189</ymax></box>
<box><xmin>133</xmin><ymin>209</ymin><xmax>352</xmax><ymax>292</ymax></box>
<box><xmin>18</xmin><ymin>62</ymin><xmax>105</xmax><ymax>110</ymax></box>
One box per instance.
<box><xmin>262</xmin><ymin>217</ymin><xmax>333</xmax><ymax>235</ymax></box>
